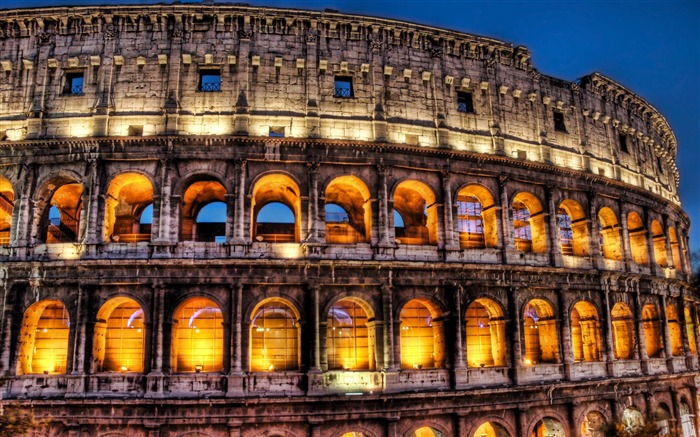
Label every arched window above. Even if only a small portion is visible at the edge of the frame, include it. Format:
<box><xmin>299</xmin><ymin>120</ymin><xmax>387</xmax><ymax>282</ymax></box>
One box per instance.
<box><xmin>172</xmin><ymin>297</ymin><xmax>223</xmax><ymax>373</ymax></box>
<box><xmin>393</xmin><ymin>180</ymin><xmax>438</xmax><ymax>245</ymax></box>
<box><xmin>325</xmin><ymin>175</ymin><xmax>371</xmax><ymax>244</ymax></box>
<box><xmin>411</xmin><ymin>427</ymin><xmax>444</xmax><ymax>437</ymax></box>
<box><xmin>511</xmin><ymin>192</ymin><xmax>547</xmax><ymax>253</ymax></box>
<box><xmin>456</xmin><ymin>185</ymin><xmax>497</xmax><ymax>249</ymax></box>
<box><xmin>669</xmin><ymin>228</ymin><xmax>683</xmax><ymax>271</ymax></box>
<box><xmin>17</xmin><ymin>300</ymin><xmax>70</xmax><ymax>375</ymax></box>
<box><xmin>399</xmin><ymin>299</ymin><xmax>445</xmax><ymax>369</ymax></box>
<box><xmin>558</xmin><ymin>199</ymin><xmax>589</xmax><ymax>257</ymax></box>
<box><xmin>685</xmin><ymin>307</ymin><xmax>697</xmax><ymax>355</ymax></box>
<box><xmin>251</xmin><ymin>174</ymin><xmax>300</xmax><ymax>243</ymax></box>
<box><xmin>667</xmin><ymin>303</ymin><xmax>683</xmax><ymax>356</ymax></box>
<box><xmin>105</xmin><ymin>173</ymin><xmax>153</xmax><ymax>243</ymax></box>
<box><xmin>651</xmin><ymin>220</ymin><xmax>668</xmax><ymax>267</ymax></box>
<box><xmin>628</xmin><ymin>212</ymin><xmax>649</xmax><ymax>265</ymax></box>
<box><xmin>465</xmin><ymin>298</ymin><xmax>507</xmax><ymax>367</ymax></box>
<box><xmin>0</xmin><ymin>176</ymin><xmax>14</xmax><ymax>246</ymax></box>
<box><xmin>598</xmin><ymin>207</ymin><xmax>622</xmax><ymax>261</ymax></box>
<box><xmin>532</xmin><ymin>418</ymin><xmax>565</xmax><ymax>437</ymax></box>
<box><xmin>93</xmin><ymin>297</ymin><xmax>145</xmax><ymax>373</ymax></box>
<box><xmin>256</xmin><ymin>202</ymin><xmax>295</xmax><ymax>242</ymax></box>
<box><xmin>611</xmin><ymin>302</ymin><xmax>635</xmax><ymax>360</ymax></box>
<box><xmin>642</xmin><ymin>304</ymin><xmax>663</xmax><ymax>358</ymax></box>
<box><xmin>679</xmin><ymin>402</ymin><xmax>696</xmax><ymax>437</ymax></box>
<box><xmin>43</xmin><ymin>182</ymin><xmax>83</xmax><ymax>243</ymax></box>
<box><xmin>327</xmin><ymin>299</ymin><xmax>374</xmax><ymax>370</ymax></box>
<box><xmin>180</xmin><ymin>179</ymin><xmax>227</xmax><ymax>242</ymax></box>
<box><xmin>250</xmin><ymin>299</ymin><xmax>300</xmax><ymax>372</ymax></box>
<box><xmin>523</xmin><ymin>299</ymin><xmax>559</xmax><ymax>364</ymax></box>
<box><xmin>473</xmin><ymin>422</ymin><xmax>510</xmax><ymax>437</ymax></box>
<box><xmin>571</xmin><ymin>301</ymin><xmax>602</xmax><ymax>362</ymax></box>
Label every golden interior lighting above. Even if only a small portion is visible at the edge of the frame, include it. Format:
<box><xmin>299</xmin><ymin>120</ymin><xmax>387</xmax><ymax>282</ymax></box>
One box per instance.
<box><xmin>580</xmin><ymin>412</ymin><xmax>605</xmax><ymax>437</ymax></box>
<box><xmin>93</xmin><ymin>297</ymin><xmax>144</xmax><ymax>373</ymax></box>
<box><xmin>339</xmin><ymin>433</ymin><xmax>366</xmax><ymax>437</ymax></box>
<box><xmin>251</xmin><ymin>174</ymin><xmax>301</xmax><ymax>243</ymax></box>
<box><xmin>17</xmin><ymin>300</ymin><xmax>69</xmax><ymax>375</ymax></box>
<box><xmin>413</xmin><ymin>427</ymin><xmax>437</xmax><ymax>437</ymax></box>
<box><xmin>666</xmin><ymin>303</ymin><xmax>683</xmax><ymax>356</ymax></box>
<box><xmin>523</xmin><ymin>299</ymin><xmax>558</xmax><ymax>364</ymax></box>
<box><xmin>651</xmin><ymin>220</ymin><xmax>668</xmax><ymax>268</ymax></box>
<box><xmin>0</xmin><ymin>176</ymin><xmax>14</xmax><ymax>246</ymax></box>
<box><xmin>105</xmin><ymin>173</ymin><xmax>154</xmax><ymax>243</ymax></box>
<box><xmin>627</xmin><ymin>212</ymin><xmax>649</xmax><ymax>265</ymax></box>
<box><xmin>511</xmin><ymin>192</ymin><xmax>547</xmax><ymax>253</ymax></box>
<box><xmin>611</xmin><ymin>302</ymin><xmax>635</xmax><ymax>360</ymax></box>
<box><xmin>571</xmin><ymin>301</ymin><xmax>602</xmax><ymax>362</ymax></box>
<box><xmin>43</xmin><ymin>181</ymin><xmax>83</xmax><ymax>244</ymax></box>
<box><xmin>249</xmin><ymin>299</ymin><xmax>300</xmax><ymax>372</ymax></box>
<box><xmin>558</xmin><ymin>199</ymin><xmax>590</xmax><ymax>257</ymax></box>
<box><xmin>642</xmin><ymin>304</ymin><xmax>663</xmax><ymax>358</ymax></box>
<box><xmin>668</xmin><ymin>227</ymin><xmax>683</xmax><ymax>271</ymax></box>
<box><xmin>474</xmin><ymin>422</ymin><xmax>509</xmax><ymax>437</ymax></box>
<box><xmin>465</xmin><ymin>298</ymin><xmax>506</xmax><ymax>367</ymax></box>
<box><xmin>324</xmin><ymin>175</ymin><xmax>372</xmax><ymax>244</ymax></box>
<box><xmin>393</xmin><ymin>180</ymin><xmax>438</xmax><ymax>246</ymax></box>
<box><xmin>181</xmin><ymin>179</ymin><xmax>227</xmax><ymax>242</ymax></box>
<box><xmin>173</xmin><ymin>297</ymin><xmax>223</xmax><ymax>373</ymax></box>
<box><xmin>685</xmin><ymin>307</ymin><xmax>697</xmax><ymax>355</ymax></box>
<box><xmin>598</xmin><ymin>207</ymin><xmax>623</xmax><ymax>261</ymax></box>
<box><xmin>456</xmin><ymin>184</ymin><xmax>497</xmax><ymax>250</ymax></box>
<box><xmin>399</xmin><ymin>300</ymin><xmax>444</xmax><ymax>369</ymax></box>
<box><xmin>532</xmin><ymin>418</ymin><xmax>566</xmax><ymax>437</ymax></box>
<box><xmin>327</xmin><ymin>298</ymin><xmax>373</xmax><ymax>370</ymax></box>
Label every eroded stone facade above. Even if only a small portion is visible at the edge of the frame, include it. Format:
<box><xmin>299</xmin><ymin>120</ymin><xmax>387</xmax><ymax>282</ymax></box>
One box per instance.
<box><xmin>0</xmin><ymin>4</ymin><xmax>697</xmax><ymax>437</ymax></box>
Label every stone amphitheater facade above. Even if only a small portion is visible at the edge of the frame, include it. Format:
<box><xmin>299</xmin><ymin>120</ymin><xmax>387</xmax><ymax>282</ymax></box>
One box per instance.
<box><xmin>0</xmin><ymin>3</ymin><xmax>697</xmax><ymax>437</ymax></box>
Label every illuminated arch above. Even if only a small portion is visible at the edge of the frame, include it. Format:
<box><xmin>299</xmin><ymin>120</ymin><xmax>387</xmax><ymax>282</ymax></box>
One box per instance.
<box><xmin>531</xmin><ymin>417</ymin><xmax>566</xmax><ymax>437</ymax></box>
<box><xmin>685</xmin><ymin>306</ymin><xmax>697</xmax><ymax>355</ymax></box>
<box><xmin>651</xmin><ymin>220</ymin><xmax>668</xmax><ymax>268</ymax></box>
<box><xmin>456</xmin><ymin>184</ymin><xmax>497</xmax><ymax>249</ymax></box>
<box><xmin>325</xmin><ymin>175</ymin><xmax>372</xmax><ymax>244</ymax></box>
<box><xmin>669</xmin><ymin>228</ymin><xmax>683</xmax><ymax>271</ymax></box>
<box><xmin>407</xmin><ymin>427</ymin><xmax>446</xmax><ymax>437</ymax></box>
<box><xmin>598</xmin><ymin>207</ymin><xmax>622</xmax><ymax>261</ymax></box>
<box><xmin>580</xmin><ymin>411</ymin><xmax>606</xmax><ymax>437</ymax></box>
<box><xmin>93</xmin><ymin>297</ymin><xmax>145</xmax><ymax>373</ymax></box>
<box><xmin>511</xmin><ymin>192</ymin><xmax>547</xmax><ymax>253</ymax></box>
<box><xmin>17</xmin><ymin>300</ymin><xmax>70</xmax><ymax>375</ymax></box>
<box><xmin>523</xmin><ymin>299</ymin><xmax>559</xmax><ymax>364</ymax></box>
<box><xmin>571</xmin><ymin>301</ymin><xmax>602</xmax><ymax>362</ymax></box>
<box><xmin>666</xmin><ymin>302</ymin><xmax>683</xmax><ymax>357</ymax></box>
<box><xmin>104</xmin><ymin>172</ymin><xmax>154</xmax><ymax>243</ymax></box>
<box><xmin>0</xmin><ymin>175</ymin><xmax>14</xmax><ymax>246</ymax></box>
<box><xmin>627</xmin><ymin>212</ymin><xmax>649</xmax><ymax>265</ymax></box>
<box><xmin>611</xmin><ymin>302</ymin><xmax>635</xmax><ymax>360</ymax></box>
<box><xmin>181</xmin><ymin>178</ymin><xmax>227</xmax><ymax>242</ymax></box>
<box><xmin>472</xmin><ymin>421</ymin><xmax>510</xmax><ymax>437</ymax></box>
<box><xmin>399</xmin><ymin>299</ymin><xmax>445</xmax><ymax>369</ymax></box>
<box><xmin>251</xmin><ymin>173</ymin><xmax>301</xmax><ymax>243</ymax></box>
<box><xmin>642</xmin><ymin>303</ymin><xmax>663</xmax><ymax>358</ymax></box>
<box><xmin>558</xmin><ymin>199</ymin><xmax>590</xmax><ymax>257</ymax></box>
<box><xmin>249</xmin><ymin>298</ymin><xmax>300</xmax><ymax>372</ymax></box>
<box><xmin>36</xmin><ymin>176</ymin><xmax>84</xmax><ymax>244</ymax></box>
<box><xmin>172</xmin><ymin>297</ymin><xmax>224</xmax><ymax>373</ymax></box>
<box><xmin>465</xmin><ymin>298</ymin><xmax>507</xmax><ymax>367</ymax></box>
<box><xmin>393</xmin><ymin>180</ymin><xmax>438</xmax><ymax>246</ymax></box>
<box><xmin>326</xmin><ymin>297</ymin><xmax>375</xmax><ymax>370</ymax></box>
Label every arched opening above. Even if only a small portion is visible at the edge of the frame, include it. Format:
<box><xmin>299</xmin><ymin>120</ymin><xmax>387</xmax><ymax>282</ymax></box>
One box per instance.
<box><xmin>325</xmin><ymin>175</ymin><xmax>371</xmax><ymax>244</ymax></box>
<box><xmin>456</xmin><ymin>185</ymin><xmax>497</xmax><ymax>249</ymax></box>
<box><xmin>680</xmin><ymin>402</ymin><xmax>697</xmax><ymax>437</ymax></box>
<box><xmin>651</xmin><ymin>220</ymin><xmax>668</xmax><ymax>267</ymax></box>
<box><xmin>580</xmin><ymin>411</ymin><xmax>606</xmax><ymax>437</ymax></box>
<box><xmin>685</xmin><ymin>307</ymin><xmax>697</xmax><ymax>355</ymax></box>
<box><xmin>669</xmin><ymin>228</ymin><xmax>683</xmax><ymax>271</ymax></box>
<box><xmin>93</xmin><ymin>297</ymin><xmax>145</xmax><ymax>373</ymax></box>
<box><xmin>180</xmin><ymin>179</ymin><xmax>227</xmax><ymax>242</ymax></box>
<box><xmin>411</xmin><ymin>427</ymin><xmax>445</xmax><ymax>437</ymax></box>
<box><xmin>531</xmin><ymin>417</ymin><xmax>565</xmax><ymax>437</ymax></box>
<box><xmin>172</xmin><ymin>297</ymin><xmax>223</xmax><ymax>373</ymax></box>
<box><xmin>17</xmin><ymin>300</ymin><xmax>70</xmax><ymax>375</ymax></box>
<box><xmin>339</xmin><ymin>433</ymin><xmax>367</xmax><ymax>437</ymax></box>
<box><xmin>571</xmin><ymin>301</ymin><xmax>602</xmax><ymax>362</ymax></box>
<box><xmin>642</xmin><ymin>304</ymin><xmax>663</xmax><ymax>358</ymax></box>
<box><xmin>558</xmin><ymin>199</ymin><xmax>589</xmax><ymax>257</ymax></box>
<box><xmin>523</xmin><ymin>299</ymin><xmax>559</xmax><ymax>364</ymax></box>
<box><xmin>252</xmin><ymin>174</ymin><xmax>300</xmax><ymax>243</ymax></box>
<box><xmin>465</xmin><ymin>298</ymin><xmax>507</xmax><ymax>367</ymax></box>
<box><xmin>611</xmin><ymin>302</ymin><xmax>635</xmax><ymax>360</ymax></box>
<box><xmin>0</xmin><ymin>176</ymin><xmax>14</xmax><ymax>246</ymax></box>
<box><xmin>473</xmin><ymin>422</ymin><xmax>509</xmax><ymax>437</ymax></box>
<box><xmin>42</xmin><ymin>181</ymin><xmax>83</xmax><ymax>243</ymax></box>
<box><xmin>326</xmin><ymin>298</ymin><xmax>374</xmax><ymax>370</ymax></box>
<box><xmin>666</xmin><ymin>303</ymin><xmax>683</xmax><ymax>357</ymax></box>
<box><xmin>399</xmin><ymin>299</ymin><xmax>445</xmax><ymax>369</ymax></box>
<box><xmin>105</xmin><ymin>173</ymin><xmax>153</xmax><ymax>243</ymax></box>
<box><xmin>393</xmin><ymin>180</ymin><xmax>438</xmax><ymax>246</ymax></box>
<box><xmin>621</xmin><ymin>408</ymin><xmax>645</xmax><ymax>433</ymax></box>
<box><xmin>628</xmin><ymin>212</ymin><xmax>649</xmax><ymax>265</ymax></box>
<box><xmin>653</xmin><ymin>403</ymin><xmax>673</xmax><ymax>436</ymax></box>
<box><xmin>249</xmin><ymin>299</ymin><xmax>300</xmax><ymax>372</ymax></box>
<box><xmin>512</xmin><ymin>192</ymin><xmax>547</xmax><ymax>253</ymax></box>
<box><xmin>598</xmin><ymin>207</ymin><xmax>622</xmax><ymax>261</ymax></box>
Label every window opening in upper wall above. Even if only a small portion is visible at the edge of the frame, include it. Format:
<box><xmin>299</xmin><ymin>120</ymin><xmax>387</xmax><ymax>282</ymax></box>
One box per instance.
<box><xmin>199</xmin><ymin>69</ymin><xmax>221</xmax><ymax>92</ymax></box>
<box><xmin>63</xmin><ymin>71</ymin><xmax>84</xmax><ymax>95</ymax></box>
<box><xmin>269</xmin><ymin>126</ymin><xmax>285</xmax><ymax>138</ymax></box>
<box><xmin>553</xmin><ymin>110</ymin><xmax>567</xmax><ymax>132</ymax></box>
<box><xmin>657</xmin><ymin>157</ymin><xmax>664</xmax><ymax>174</ymax></box>
<box><xmin>619</xmin><ymin>134</ymin><xmax>628</xmax><ymax>153</ymax></box>
<box><xmin>334</xmin><ymin>76</ymin><xmax>353</xmax><ymax>98</ymax></box>
<box><xmin>457</xmin><ymin>91</ymin><xmax>474</xmax><ymax>113</ymax></box>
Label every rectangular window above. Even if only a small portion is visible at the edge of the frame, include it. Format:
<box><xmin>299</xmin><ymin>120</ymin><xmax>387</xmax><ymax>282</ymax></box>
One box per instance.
<box><xmin>553</xmin><ymin>110</ymin><xmax>567</xmax><ymax>132</ymax></box>
<box><xmin>457</xmin><ymin>91</ymin><xmax>474</xmax><ymax>113</ymax></box>
<box><xmin>199</xmin><ymin>69</ymin><xmax>221</xmax><ymax>92</ymax></box>
<box><xmin>657</xmin><ymin>157</ymin><xmax>664</xmax><ymax>174</ymax></box>
<box><xmin>269</xmin><ymin>126</ymin><xmax>285</xmax><ymax>138</ymax></box>
<box><xmin>63</xmin><ymin>72</ymin><xmax>84</xmax><ymax>95</ymax></box>
<box><xmin>619</xmin><ymin>133</ymin><xmax>628</xmax><ymax>153</ymax></box>
<box><xmin>334</xmin><ymin>76</ymin><xmax>353</xmax><ymax>98</ymax></box>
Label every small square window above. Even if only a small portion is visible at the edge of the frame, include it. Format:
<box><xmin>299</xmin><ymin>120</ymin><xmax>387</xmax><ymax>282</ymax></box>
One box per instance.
<box><xmin>334</xmin><ymin>76</ymin><xmax>353</xmax><ymax>98</ymax></box>
<box><xmin>619</xmin><ymin>134</ymin><xmax>628</xmax><ymax>153</ymax></box>
<box><xmin>553</xmin><ymin>110</ymin><xmax>567</xmax><ymax>132</ymax></box>
<box><xmin>269</xmin><ymin>126</ymin><xmax>285</xmax><ymax>138</ymax></box>
<box><xmin>405</xmin><ymin>134</ymin><xmax>419</xmax><ymax>145</ymax></box>
<box><xmin>128</xmin><ymin>125</ymin><xmax>144</xmax><ymax>136</ymax></box>
<box><xmin>457</xmin><ymin>91</ymin><xmax>474</xmax><ymax>113</ymax></box>
<box><xmin>63</xmin><ymin>72</ymin><xmax>84</xmax><ymax>95</ymax></box>
<box><xmin>199</xmin><ymin>69</ymin><xmax>221</xmax><ymax>92</ymax></box>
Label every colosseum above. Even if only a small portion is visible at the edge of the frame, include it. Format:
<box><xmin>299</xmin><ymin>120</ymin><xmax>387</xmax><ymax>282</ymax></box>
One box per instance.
<box><xmin>0</xmin><ymin>3</ymin><xmax>697</xmax><ymax>437</ymax></box>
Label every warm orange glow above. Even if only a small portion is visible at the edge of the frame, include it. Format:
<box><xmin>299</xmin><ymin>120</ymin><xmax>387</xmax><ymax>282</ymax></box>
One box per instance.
<box><xmin>251</xmin><ymin>174</ymin><xmax>301</xmax><ymax>243</ymax></box>
<box><xmin>250</xmin><ymin>299</ymin><xmax>300</xmax><ymax>372</ymax></box>
<box><xmin>666</xmin><ymin>303</ymin><xmax>682</xmax><ymax>356</ymax></box>
<box><xmin>413</xmin><ymin>427</ymin><xmax>437</xmax><ymax>437</ymax></box>
<box><xmin>598</xmin><ymin>207</ymin><xmax>623</xmax><ymax>261</ymax></box>
<box><xmin>523</xmin><ymin>299</ymin><xmax>558</xmax><ymax>364</ymax></box>
<box><xmin>628</xmin><ymin>212</ymin><xmax>649</xmax><ymax>265</ymax></box>
<box><xmin>512</xmin><ymin>192</ymin><xmax>547</xmax><ymax>253</ymax></box>
<box><xmin>181</xmin><ymin>179</ymin><xmax>227</xmax><ymax>242</ymax></box>
<box><xmin>93</xmin><ymin>297</ymin><xmax>144</xmax><ymax>372</ymax></box>
<box><xmin>172</xmin><ymin>297</ymin><xmax>223</xmax><ymax>372</ymax></box>
<box><xmin>393</xmin><ymin>180</ymin><xmax>438</xmax><ymax>245</ymax></box>
<box><xmin>42</xmin><ymin>181</ymin><xmax>83</xmax><ymax>244</ymax></box>
<box><xmin>456</xmin><ymin>185</ymin><xmax>497</xmax><ymax>249</ymax></box>
<box><xmin>325</xmin><ymin>175</ymin><xmax>372</xmax><ymax>244</ymax></box>
<box><xmin>651</xmin><ymin>220</ymin><xmax>668</xmax><ymax>268</ymax></box>
<box><xmin>642</xmin><ymin>304</ymin><xmax>663</xmax><ymax>358</ymax></box>
<box><xmin>580</xmin><ymin>412</ymin><xmax>606</xmax><ymax>437</ymax></box>
<box><xmin>466</xmin><ymin>298</ymin><xmax>506</xmax><ymax>367</ymax></box>
<box><xmin>327</xmin><ymin>298</ymin><xmax>373</xmax><ymax>370</ymax></box>
<box><xmin>685</xmin><ymin>307</ymin><xmax>697</xmax><ymax>355</ymax></box>
<box><xmin>571</xmin><ymin>301</ymin><xmax>602</xmax><ymax>362</ymax></box>
<box><xmin>400</xmin><ymin>300</ymin><xmax>444</xmax><ymax>369</ymax></box>
<box><xmin>558</xmin><ymin>199</ymin><xmax>590</xmax><ymax>257</ymax></box>
<box><xmin>17</xmin><ymin>300</ymin><xmax>69</xmax><ymax>375</ymax></box>
<box><xmin>532</xmin><ymin>418</ymin><xmax>565</xmax><ymax>437</ymax></box>
<box><xmin>474</xmin><ymin>422</ymin><xmax>510</xmax><ymax>437</ymax></box>
<box><xmin>105</xmin><ymin>173</ymin><xmax>153</xmax><ymax>243</ymax></box>
<box><xmin>668</xmin><ymin>228</ymin><xmax>683</xmax><ymax>271</ymax></box>
<box><xmin>611</xmin><ymin>302</ymin><xmax>635</xmax><ymax>360</ymax></box>
<box><xmin>0</xmin><ymin>176</ymin><xmax>14</xmax><ymax>246</ymax></box>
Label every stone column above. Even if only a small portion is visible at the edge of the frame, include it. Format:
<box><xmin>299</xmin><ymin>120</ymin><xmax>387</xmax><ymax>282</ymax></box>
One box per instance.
<box><xmin>559</xmin><ymin>292</ymin><xmax>574</xmax><ymax>379</ymax></box>
<box><xmin>306</xmin><ymin>162</ymin><xmax>322</xmax><ymax>245</ymax></box>
<box><xmin>385</xmin><ymin>416</ymin><xmax>399</xmax><ymax>437</ymax></box>
<box><xmin>0</xmin><ymin>295</ymin><xmax>14</xmax><ymax>375</ymax></box>
<box><xmin>232</xmin><ymin>159</ymin><xmax>247</xmax><ymax>245</ymax></box>
<box><xmin>441</xmin><ymin>170</ymin><xmax>458</xmax><ymax>251</ymax></box>
<box><xmin>233</xmin><ymin>27</ymin><xmax>251</xmax><ymax>134</ymax></box>
<box><xmin>231</xmin><ymin>284</ymin><xmax>243</xmax><ymax>373</ymax></box>
<box><xmin>644</xmin><ymin>208</ymin><xmax>658</xmax><ymax>275</ymax></box>
<box><xmin>603</xmin><ymin>288</ymin><xmax>616</xmax><ymax>375</ymax></box>
<box><xmin>14</xmin><ymin>164</ymin><xmax>35</xmax><ymax>248</ymax></box>
<box><xmin>634</xmin><ymin>289</ymin><xmax>647</xmax><ymax>366</ymax></box>
<box><xmin>376</xmin><ymin>162</ymin><xmax>392</xmax><ymax>248</ymax></box>
<box><xmin>164</xmin><ymin>20</ymin><xmax>183</xmax><ymax>134</ymax></box>
<box><xmin>661</xmin><ymin>295</ymin><xmax>674</xmax><ymax>362</ymax></box>
<box><xmin>382</xmin><ymin>284</ymin><xmax>398</xmax><ymax>370</ymax></box>
<box><xmin>676</xmin><ymin>292</ymin><xmax>693</xmax><ymax>369</ymax></box>
<box><xmin>619</xmin><ymin>207</ymin><xmax>633</xmax><ymax>271</ymax></box>
<box><xmin>309</xmin><ymin>284</ymin><xmax>321</xmax><ymax>372</ymax></box>
<box><xmin>545</xmin><ymin>184</ymin><xmax>563</xmax><ymax>267</ymax></box>
<box><xmin>84</xmin><ymin>159</ymin><xmax>101</xmax><ymax>246</ymax></box>
<box><xmin>588</xmin><ymin>191</ymin><xmax>603</xmax><ymax>268</ymax></box>
<box><xmin>509</xmin><ymin>287</ymin><xmax>523</xmax><ymax>382</ymax></box>
<box><xmin>514</xmin><ymin>408</ymin><xmax>527</xmax><ymax>437</ymax></box>
<box><xmin>70</xmin><ymin>284</ymin><xmax>88</xmax><ymax>376</ymax></box>
<box><xmin>150</xmin><ymin>285</ymin><xmax>165</xmax><ymax>374</ymax></box>
<box><xmin>453</xmin><ymin>285</ymin><xmax>465</xmax><ymax>369</ymax></box>
<box><xmin>154</xmin><ymin>159</ymin><xmax>173</xmax><ymax>243</ymax></box>
<box><xmin>662</xmin><ymin>215</ymin><xmax>675</xmax><ymax>272</ymax></box>
<box><xmin>498</xmin><ymin>176</ymin><xmax>514</xmax><ymax>262</ymax></box>
<box><xmin>675</xmin><ymin>224</ymin><xmax>689</xmax><ymax>276</ymax></box>
<box><xmin>304</xmin><ymin>28</ymin><xmax>320</xmax><ymax>138</ymax></box>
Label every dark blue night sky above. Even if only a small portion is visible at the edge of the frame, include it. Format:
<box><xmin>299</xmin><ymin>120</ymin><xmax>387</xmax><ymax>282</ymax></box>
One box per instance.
<box><xmin>3</xmin><ymin>0</ymin><xmax>699</xmax><ymax>255</ymax></box>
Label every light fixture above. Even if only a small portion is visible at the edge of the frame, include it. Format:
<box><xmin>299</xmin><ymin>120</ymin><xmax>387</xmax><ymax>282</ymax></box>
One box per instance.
<box><xmin>120</xmin><ymin>366</ymin><xmax>128</xmax><ymax>372</ymax></box>
<box><xmin>195</xmin><ymin>365</ymin><xmax>203</xmax><ymax>373</ymax></box>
